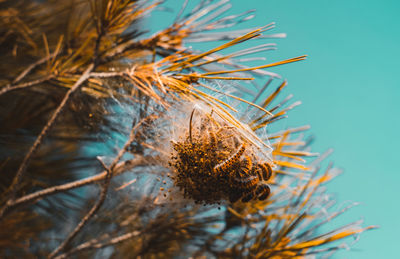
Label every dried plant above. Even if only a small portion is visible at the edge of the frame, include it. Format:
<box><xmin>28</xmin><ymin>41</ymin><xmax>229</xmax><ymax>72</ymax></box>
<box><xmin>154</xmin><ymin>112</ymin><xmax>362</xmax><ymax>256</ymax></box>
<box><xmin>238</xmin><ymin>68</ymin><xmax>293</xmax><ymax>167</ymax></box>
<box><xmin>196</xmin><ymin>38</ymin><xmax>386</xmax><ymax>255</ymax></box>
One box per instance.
<box><xmin>0</xmin><ymin>0</ymin><xmax>375</xmax><ymax>258</ymax></box>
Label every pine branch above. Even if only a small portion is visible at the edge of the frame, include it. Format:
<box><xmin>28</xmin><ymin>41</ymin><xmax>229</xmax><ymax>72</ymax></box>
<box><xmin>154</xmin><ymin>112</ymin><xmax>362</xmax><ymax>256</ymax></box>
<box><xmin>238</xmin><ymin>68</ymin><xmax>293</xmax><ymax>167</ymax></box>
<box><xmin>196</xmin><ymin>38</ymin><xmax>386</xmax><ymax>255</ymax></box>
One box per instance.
<box><xmin>0</xmin><ymin>64</ymin><xmax>94</xmax><ymax>219</ymax></box>
<box><xmin>53</xmin><ymin>230</ymin><xmax>141</xmax><ymax>259</ymax></box>
<box><xmin>0</xmin><ymin>1</ymin><xmax>375</xmax><ymax>257</ymax></box>
<box><xmin>5</xmin><ymin>156</ymin><xmax>157</xmax><ymax>214</ymax></box>
<box><xmin>12</xmin><ymin>52</ymin><xmax>58</xmax><ymax>84</ymax></box>
<box><xmin>48</xmin><ymin>157</ymin><xmax>113</xmax><ymax>258</ymax></box>
<box><xmin>0</xmin><ymin>75</ymin><xmax>54</xmax><ymax>96</ymax></box>
<box><xmin>49</xmin><ymin>114</ymin><xmax>157</xmax><ymax>258</ymax></box>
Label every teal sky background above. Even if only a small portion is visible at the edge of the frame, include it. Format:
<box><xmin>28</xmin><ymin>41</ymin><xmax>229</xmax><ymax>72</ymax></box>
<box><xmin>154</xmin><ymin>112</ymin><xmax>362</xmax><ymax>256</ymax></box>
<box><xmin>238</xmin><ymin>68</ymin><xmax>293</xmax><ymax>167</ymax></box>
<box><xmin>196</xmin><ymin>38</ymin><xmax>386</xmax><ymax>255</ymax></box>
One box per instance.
<box><xmin>149</xmin><ymin>1</ymin><xmax>400</xmax><ymax>257</ymax></box>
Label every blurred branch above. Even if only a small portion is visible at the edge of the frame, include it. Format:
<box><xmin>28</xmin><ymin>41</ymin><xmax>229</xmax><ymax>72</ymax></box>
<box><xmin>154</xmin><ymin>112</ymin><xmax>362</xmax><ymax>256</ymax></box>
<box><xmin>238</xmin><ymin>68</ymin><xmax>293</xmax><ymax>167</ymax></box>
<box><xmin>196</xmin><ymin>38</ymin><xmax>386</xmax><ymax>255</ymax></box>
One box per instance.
<box><xmin>49</xmin><ymin>114</ymin><xmax>158</xmax><ymax>258</ymax></box>
<box><xmin>6</xmin><ymin>156</ymin><xmax>157</xmax><ymax>213</ymax></box>
<box><xmin>12</xmin><ymin>52</ymin><xmax>58</xmax><ymax>84</ymax></box>
<box><xmin>2</xmin><ymin>114</ymin><xmax>159</xmax><ymax>215</ymax></box>
<box><xmin>48</xmin><ymin>157</ymin><xmax>113</xmax><ymax>258</ymax></box>
<box><xmin>0</xmin><ymin>64</ymin><xmax>94</xmax><ymax>219</ymax></box>
<box><xmin>54</xmin><ymin>230</ymin><xmax>141</xmax><ymax>259</ymax></box>
<box><xmin>0</xmin><ymin>75</ymin><xmax>54</xmax><ymax>96</ymax></box>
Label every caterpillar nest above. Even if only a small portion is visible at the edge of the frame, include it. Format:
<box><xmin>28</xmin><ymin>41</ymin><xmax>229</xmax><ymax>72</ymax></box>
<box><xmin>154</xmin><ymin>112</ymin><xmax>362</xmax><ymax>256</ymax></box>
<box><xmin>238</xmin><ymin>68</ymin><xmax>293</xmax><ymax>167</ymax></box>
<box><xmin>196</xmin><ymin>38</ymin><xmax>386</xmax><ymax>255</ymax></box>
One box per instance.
<box><xmin>169</xmin><ymin>110</ymin><xmax>273</xmax><ymax>205</ymax></box>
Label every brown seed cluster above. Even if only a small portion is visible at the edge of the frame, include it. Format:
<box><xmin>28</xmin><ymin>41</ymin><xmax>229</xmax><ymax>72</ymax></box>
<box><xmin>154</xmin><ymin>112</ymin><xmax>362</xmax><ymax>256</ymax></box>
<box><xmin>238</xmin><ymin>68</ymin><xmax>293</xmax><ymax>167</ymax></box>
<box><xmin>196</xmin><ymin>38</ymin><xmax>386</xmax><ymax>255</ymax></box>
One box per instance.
<box><xmin>169</xmin><ymin>115</ymin><xmax>272</xmax><ymax>204</ymax></box>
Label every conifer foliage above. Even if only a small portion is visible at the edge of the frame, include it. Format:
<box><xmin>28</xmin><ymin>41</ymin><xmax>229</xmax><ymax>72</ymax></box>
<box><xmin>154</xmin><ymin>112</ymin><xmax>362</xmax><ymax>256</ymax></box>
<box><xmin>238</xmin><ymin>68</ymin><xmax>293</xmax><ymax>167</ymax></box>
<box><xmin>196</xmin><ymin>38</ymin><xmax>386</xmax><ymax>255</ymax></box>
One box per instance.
<box><xmin>0</xmin><ymin>0</ymin><xmax>375</xmax><ymax>258</ymax></box>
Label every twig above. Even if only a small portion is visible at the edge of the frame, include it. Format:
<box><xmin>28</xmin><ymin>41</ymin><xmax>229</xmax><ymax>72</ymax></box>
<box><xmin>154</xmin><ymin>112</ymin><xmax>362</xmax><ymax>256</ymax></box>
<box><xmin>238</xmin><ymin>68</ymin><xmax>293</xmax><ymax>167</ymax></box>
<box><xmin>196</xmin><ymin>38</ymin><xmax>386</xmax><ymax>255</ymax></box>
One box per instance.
<box><xmin>48</xmin><ymin>114</ymin><xmax>157</xmax><ymax>258</ymax></box>
<box><xmin>12</xmin><ymin>52</ymin><xmax>58</xmax><ymax>84</ymax></box>
<box><xmin>54</xmin><ymin>230</ymin><xmax>141</xmax><ymax>259</ymax></box>
<box><xmin>7</xmin><ymin>157</ymin><xmax>154</xmax><ymax>214</ymax></box>
<box><xmin>0</xmin><ymin>75</ymin><xmax>54</xmax><ymax>96</ymax></box>
<box><xmin>2</xmin><ymin>117</ymin><xmax>159</xmax><ymax>215</ymax></box>
<box><xmin>0</xmin><ymin>64</ymin><xmax>94</xmax><ymax>219</ymax></box>
<box><xmin>108</xmin><ymin>114</ymin><xmax>158</xmax><ymax>173</ymax></box>
<box><xmin>89</xmin><ymin>71</ymin><xmax>123</xmax><ymax>78</ymax></box>
<box><xmin>48</xmin><ymin>157</ymin><xmax>113</xmax><ymax>258</ymax></box>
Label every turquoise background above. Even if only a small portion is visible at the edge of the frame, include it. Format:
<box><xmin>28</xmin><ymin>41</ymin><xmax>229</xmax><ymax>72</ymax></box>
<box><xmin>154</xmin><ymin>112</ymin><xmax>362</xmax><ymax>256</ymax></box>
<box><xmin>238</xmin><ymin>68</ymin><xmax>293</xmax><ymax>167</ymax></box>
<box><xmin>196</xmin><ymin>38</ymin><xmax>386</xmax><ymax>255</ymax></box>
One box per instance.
<box><xmin>150</xmin><ymin>0</ymin><xmax>400</xmax><ymax>257</ymax></box>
